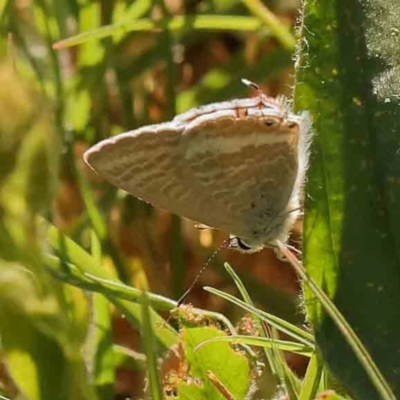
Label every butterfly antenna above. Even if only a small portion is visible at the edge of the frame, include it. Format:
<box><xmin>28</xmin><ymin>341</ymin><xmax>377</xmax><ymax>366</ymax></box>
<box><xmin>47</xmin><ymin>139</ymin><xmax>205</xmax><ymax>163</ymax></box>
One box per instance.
<box><xmin>241</xmin><ymin>78</ymin><xmax>259</xmax><ymax>91</ymax></box>
<box><xmin>176</xmin><ymin>239</ymin><xmax>229</xmax><ymax>307</ymax></box>
<box><xmin>241</xmin><ymin>78</ymin><xmax>263</xmax><ymax>96</ymax></box>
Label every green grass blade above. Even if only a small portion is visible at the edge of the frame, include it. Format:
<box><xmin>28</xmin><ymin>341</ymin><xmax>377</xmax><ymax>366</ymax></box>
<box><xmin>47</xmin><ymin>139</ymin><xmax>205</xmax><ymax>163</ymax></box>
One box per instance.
<box><xmin>204</xmin><ymin>287</ymin><xmax>314</xmax><ymax>347</ymax></box>
<box><xmin>195</xmin><ymin>335</ymin><xmax>313</xmax><ymax>357</ymax></box>
<box><xmin>53</xmin><ymin>15</ymin><xmax>263</xmax><ymax>49</ymax></box>
<box><xmin>222</xmin><ymin>261</ymin><xmax>301</xmax><ymax>396</ymax></box>
<box><xmin>44</xmin><ymin>221</ymin><xmax>178</xmax><ymax>349</ymax></box>
<box><xmin>113</xmin><ymin>345</ymin><xmax>146</xmax><ymax>371</ymax></box>
<box><xmin>298</xmin><ymin>353</ymin><xmax>323</xmax><ymax>400</ymax></box>
<box><xmin>44</xmin><ymin>253</ymin><xmax>174</xmax><ymax>309</ymax></box>
<box><xmin>278</xmin><ymin>242</ymin><xmax>395</xmax><ymax>400</ymax></box>
<box><xmin>87</xmin><ymin>231</ymin><xmax>114</xmax><ymax>400</ymax></box>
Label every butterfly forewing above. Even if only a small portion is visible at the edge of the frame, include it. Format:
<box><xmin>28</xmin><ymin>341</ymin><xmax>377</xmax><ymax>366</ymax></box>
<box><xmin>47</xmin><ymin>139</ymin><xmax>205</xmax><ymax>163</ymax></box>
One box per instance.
<box><xmin>85</xmin><ymin>122</ymin><xmax>208</xmax><ymax>221</ymax></box>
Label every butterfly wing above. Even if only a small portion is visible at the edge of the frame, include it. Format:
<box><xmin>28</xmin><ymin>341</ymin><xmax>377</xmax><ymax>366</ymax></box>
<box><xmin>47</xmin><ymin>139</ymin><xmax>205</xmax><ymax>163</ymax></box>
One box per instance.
<box><xmin>84</xmin><ymin>121</ymin><xmax>219</xmax><ymax>225</ymax></box>
<box><xmin>84</xmin><ymin>97</ymin><xmax>309</xmax><ymax>247</ymax></box>
<box><xmin>180</xmin><ymin>108</ymin><xmax>302</xmax><ymax>245</ymax></box>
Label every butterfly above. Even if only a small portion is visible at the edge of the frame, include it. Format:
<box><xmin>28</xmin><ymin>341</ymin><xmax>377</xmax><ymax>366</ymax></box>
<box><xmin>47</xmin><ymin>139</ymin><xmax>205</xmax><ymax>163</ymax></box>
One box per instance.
<box><xmin>84</xmin><ymin>81</ymin><xmax>311</xmax><ymax>253</ymax></box>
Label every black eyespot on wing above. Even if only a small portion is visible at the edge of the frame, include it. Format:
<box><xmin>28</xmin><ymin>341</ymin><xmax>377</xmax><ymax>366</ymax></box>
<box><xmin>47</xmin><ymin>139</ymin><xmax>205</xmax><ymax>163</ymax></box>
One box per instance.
<box><xmin>288</xmin><ymin>121</ymin><xmax>297</xmax><ymax>129</ymax></box>
<box><xmin>265</xmin><ymin>119</ymin><xmax>276</xmax><ymax>127</ymax></box>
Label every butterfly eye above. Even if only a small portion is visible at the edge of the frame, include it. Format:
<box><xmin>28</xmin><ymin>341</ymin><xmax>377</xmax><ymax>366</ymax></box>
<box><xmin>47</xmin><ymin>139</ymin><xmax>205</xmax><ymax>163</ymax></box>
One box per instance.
<box><xmin>264</xmin><ymin>118</ymin><xmax>276</xmax><ymax>127</ymax></box>
<box><xmin>229</xmin><ymin>237</ymin><xmax>252</xmax><ymax>251</ymax></box>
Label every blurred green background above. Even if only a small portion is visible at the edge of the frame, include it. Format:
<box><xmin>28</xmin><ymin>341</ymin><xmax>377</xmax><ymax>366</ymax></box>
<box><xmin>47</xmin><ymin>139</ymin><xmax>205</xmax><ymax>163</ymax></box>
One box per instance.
<box><xmin>0</xmin><ymin>1</ymin><xmax>307</xmax><ymax>399</ymax></box>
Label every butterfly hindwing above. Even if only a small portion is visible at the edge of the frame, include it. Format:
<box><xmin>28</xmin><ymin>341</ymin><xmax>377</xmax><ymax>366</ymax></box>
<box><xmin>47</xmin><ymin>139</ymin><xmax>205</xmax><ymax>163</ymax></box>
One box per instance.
<box><xmin>180</xmin><ymin>108</ymin><xmax>300</xmax><ymax>243</ymax></box>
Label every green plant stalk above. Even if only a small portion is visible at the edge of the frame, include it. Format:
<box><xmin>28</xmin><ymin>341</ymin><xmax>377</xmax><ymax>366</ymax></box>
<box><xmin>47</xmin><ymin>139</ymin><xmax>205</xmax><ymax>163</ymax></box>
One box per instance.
<box><xmin>45</xmin><ymin>253</ymin><xmax>175</xmax><ymax>309</ymax></box>
<box><xmin>140</xmin><ymin>292</ymin><xmax>163</xmax><ymax>400</ymax></box>
<box><xmin>87</xmin><ymin>231</ymin><xmax>114</xmax><ymax>400</ymax></box>
<box><xmin>45</xmin><ymin>253</ymin><xmax>236</xmax><ymax>334</ymax></box>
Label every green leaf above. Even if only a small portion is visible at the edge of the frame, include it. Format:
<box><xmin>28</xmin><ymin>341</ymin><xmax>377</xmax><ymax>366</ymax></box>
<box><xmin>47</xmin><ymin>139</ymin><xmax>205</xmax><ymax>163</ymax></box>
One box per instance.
<box><xmin>278</xmin><ymin>242</ymin><xmax>393</xmax><ymax>400</ymax></box>
<box><xmin>177</xmin><ymin>327</ymin><xmax>251</xmax><ymax>400</ymax></box>
<box><xmin>295</xmin><ymin>0</ymin><xmax>400</xmax><ymax>398</ymax></box>
<box><xmin>0</xmin><ymin>261</ymin><xmax>96</xmax><ymax>400</ymax></box>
